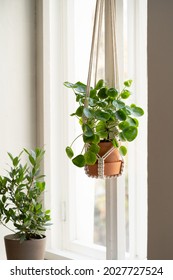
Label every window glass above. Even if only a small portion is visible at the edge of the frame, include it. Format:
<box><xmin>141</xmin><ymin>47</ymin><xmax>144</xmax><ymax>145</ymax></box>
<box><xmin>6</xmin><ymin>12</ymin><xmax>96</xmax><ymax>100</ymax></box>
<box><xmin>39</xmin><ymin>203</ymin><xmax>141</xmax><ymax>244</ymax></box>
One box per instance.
<box><xmin>68</xmin><ymin>0</ymin><xmax>106</xmax><ymax>248</ymax></box>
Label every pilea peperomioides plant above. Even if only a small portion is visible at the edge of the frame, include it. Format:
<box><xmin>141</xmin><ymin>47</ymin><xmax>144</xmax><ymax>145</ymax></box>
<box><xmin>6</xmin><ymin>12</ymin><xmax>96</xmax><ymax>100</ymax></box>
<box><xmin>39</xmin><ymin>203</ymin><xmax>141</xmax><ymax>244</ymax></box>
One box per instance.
<box><xmin>64</xmin><ymin>79</ymin><xmax>144</xmax><ymax>168</ymax></box>
<box><xmin>0</xmin><ymin>148</ymin><xmax>51</xmax><ymax>242</ymax></box>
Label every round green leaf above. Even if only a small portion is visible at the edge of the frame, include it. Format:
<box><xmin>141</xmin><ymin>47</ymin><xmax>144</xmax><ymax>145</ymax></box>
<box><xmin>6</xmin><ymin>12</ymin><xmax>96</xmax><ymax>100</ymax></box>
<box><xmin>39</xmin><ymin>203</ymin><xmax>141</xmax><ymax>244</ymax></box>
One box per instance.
<box><xmin>133</xmin><ymin>118</ymin><xmax>139</xmax><ymax>127</ymax></box>
<box><xmin>65</xmin><ymin>146</ymin><xmax>74</xmax><ymax>159</ymax></box>
<box><xmin>76</xmin><ymin>106</ymin><xmax>84</xmax><ymax>117</ymax></box>
<box><xmin>131</xmin><ymin>106</ymin><xmax>144</xmax><ymax>117</ymax></box>
<box><xmin>124</xmin><ymin>80</ymin><xmax>133</xmax><ymax>87</ymax></box>
<box><xmin>112</xmin><ymin>100</ymin><xmax>125</xmax><ymax>109</ymax></box>
<box><xmin>83</xmin><ymin>134</ymin><xmax>95</xmax><ymax>143</ymax></box>
<box><xmin>119</xmin><ymin>132</ymin><xmax>126</xmax><ymax>142</ymax></box>
<box><xmin>115</xmin><ymin>109</ymin><xmax>127</xmax><ymax>121</ymax></box>
<box><xmin>95</xmin><ymin>79</ymin><xmax>104</xmax><ymax>90</ymax></box>
<box><xmin>63</xmin><ymin>81</ymin><xmax>75</xmax><ymax>88</ymax></box>
<box><xmin>120</xmin><ymin>90</ymin><xmax>131</xmax><ymax>99</ymax></box>
<box><xmin>122</xmin><ymin>126</ymin><xmax>138</xmax><ymax>142</ymax></box>
<box><xmin>88</xmin><ymin>97</ymin><xmax>98</xmax><ymax>107</ymax></box>
<box><xmin>96</xmin><ymin>121</ymin><xmax>106</xmax><ymax>132</ymax></box>
<box><xmin>88</xmin><ymin>143</ymin><xmax>100</xmax><ymax>154</ymax></box>
<box><xmin>72</xmin><ymin>155</ymin><xmax>85</xmax><ymax>167</ymax></box>
<box><xmin>118</xmin><ymin>121</ymin><xmax>129</xmax><ymax>130</ymax></box>
<box><xmin>119</xmin><ymin>146</ymin><xmax>127</xmax><ymax>156</ymax></box>
<box><xmin>97</xmin><ymin>101</ymin><xmax>108</xmax><ymax>108</ymax></box>
<box><xmin>98</xmin><ymin>87</ymin><xmax>108</xmax><ymax>99</ymax></box>
<box><xmin>112</xmin><ymin>138</ymin><xmax>119</xmax><ymax>148</ymax></box>
<box><xmin>95</xmin><ymin>110</ymin><xmax>110</xmax><ymax>121</ymax></box>
<box><xmin>122</xmin><ymin>106</ymin><xmax>132</xmax><ymax>115</ymax></box>
<box><xmin>74</xmin><ymin>82</ymin><xmax>87</xmax><ymax>93</ymax></box>
<box><xmin>76</xmin><ymin>94</ymin><xmax>84</xmax><ymax>102</ymax></box>
<box><xmin>92</xmin><ymin>134</ymin><xmax>100</xmax><ymax>144</ymax></box>
<box><xmin>84</xmin><ymin>151</ymin><xmax>97</xmax><ymax>165</ymax></box>
<box><xmin>127</xmin><ymin>117</ymin><xmax>139</xmax><ymax>127</ymax></box>
<box><xmin>82</xmin><ymin>124</ymin><xmax>94</xmax><ymax>137</ymax></box>
<box><xmin>90</xmin><ymin>89</ymin><xmax>97</xmax><ymax>98</ymax></box>
<box><xmin>83</xmin><ymin>108</ymin><xmax>93</xmax><ymax>118</ymax></box>
<box><xmin>96</xmin><ymin>121</ymin><xmax>108</xmax><ymax>138</ymax></box>
<box><xmin>107</xmin><ymin>88</ymin><xmax>118</xmax><ymax>98</ymax></box>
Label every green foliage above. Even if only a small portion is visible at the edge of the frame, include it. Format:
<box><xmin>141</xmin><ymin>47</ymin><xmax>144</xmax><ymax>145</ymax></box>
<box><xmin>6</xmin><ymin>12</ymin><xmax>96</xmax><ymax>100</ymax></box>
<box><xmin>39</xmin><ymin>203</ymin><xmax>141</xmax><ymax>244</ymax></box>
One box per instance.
<box><xmin>64</xmin><ymin>79</ymin><xmax>144</xmax><ymax>168</ymax></box>
<box><xmin>0</xmin><ymin>148</ymin><xmax>51</xmax><ymax>241</ymax></box>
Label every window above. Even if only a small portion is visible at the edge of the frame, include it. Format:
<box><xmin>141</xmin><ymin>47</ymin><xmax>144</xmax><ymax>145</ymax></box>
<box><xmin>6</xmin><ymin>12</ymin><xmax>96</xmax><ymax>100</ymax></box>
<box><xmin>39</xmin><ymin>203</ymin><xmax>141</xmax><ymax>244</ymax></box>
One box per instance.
<box><xmin>37</xmin><ymin>0</ymin><xmax>147</xmax><ymax>260</ymax></box>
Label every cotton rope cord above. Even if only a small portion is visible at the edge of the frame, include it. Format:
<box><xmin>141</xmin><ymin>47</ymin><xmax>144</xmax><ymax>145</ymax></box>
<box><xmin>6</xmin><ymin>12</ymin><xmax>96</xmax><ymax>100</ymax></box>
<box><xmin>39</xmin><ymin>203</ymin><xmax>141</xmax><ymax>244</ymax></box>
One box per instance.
<box><xmin>94</xmin><ymin>0</ymin><xmax>104</xmax><ymax>87</ymax></box>
<box><xmin>83</xmin><ymin>0</ymin><xmax>124</xmax><ymax>178</ymax></box>
<box><xmin>84</xmin><ymin>159</ymin><xmax>124</xmax><ymax>179</ymax></box>
<box><xmin>84</xmin><ymin>0</ymin><xmax>101</xmax><ymax>114</ymax></box>
<box><xmin>97</xmin><ymin>146</ymin><xmax>117</xmax><ymax>179</ymax></box>
<box><xmin>84</xmin><ymin>143</ymin><xmax>124</xmax><ymax>179</ymax></box>
<box><xmin>110</xmin><ymin>0</ymin><xmax>119</xmax><ymax>90</ymax></box>
<box><xmin>84</xmin><ymin>0</ymin><xmax>119</xmax><ymax>109</ymax></box>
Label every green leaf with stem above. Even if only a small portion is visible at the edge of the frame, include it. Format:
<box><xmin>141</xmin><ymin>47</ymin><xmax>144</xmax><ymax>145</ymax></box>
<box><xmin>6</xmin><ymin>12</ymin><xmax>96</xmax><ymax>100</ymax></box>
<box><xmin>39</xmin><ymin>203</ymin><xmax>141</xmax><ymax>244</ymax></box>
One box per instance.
<box><xmin>119</xmin><ymin>146</ymin><xmax>127</xmax><ymax>156</ymax></box>
<box><xmin>65</xmin><ymin>146</ymin><xmax>74</xmax><ymax>159</ymax></box>
<box><xmin>82</xmin><ymin>124</ymin><xmax>94</xmax><ymax>137</ymax></box>
<box><xmin>83</xmin><ymin>108</ymin><xmax>94</xmax><ymax>118</ymax></box>
<box><xmin>98</xmin><ymin>87</ymin><xmax>108</xmax><ymax>99</ymax></box>
<box><xmin>131</xmin><ymin>106</ymin><xmax>144</xmax><ymax>117</ymax></box>
<box><xmin>76</xmin><ymin>106</ymin><xmax>84</xmax><ymax>117</ymax></box>
<box><xmin>95</xmin><ymin>79</ymin><xmax>104</xmax><ymax>90</ymax></box>
<box><xmin>112</xmin><ymin>100</ymin><xmax>125</xmax><ymax>109</ymax></box>
<box><xmin>95</xmin><ymin>110</ymin><xmax>110</xmax><ymax>121</ymax></box>
<box><xmin>107</xmin><ymin>88</ymin><xmax>118</xmax><ymax>98</ymax></box>
<box><xmin>120</xmin><ymin>89</ymin><xmax>131</xmax><ymax>99</ymax></box>
<box><xmin>72</xmin><ymin>155</ymin><xmax>85</xmax><ymax>167</ymax></box>
<box><xmin>87</xmin><ymin>143</ymin><xmax>100</xmax><ymax>154</ymax></box>
<box><xmin>112</xmin><ymin>138</ymin><xmax>119</xmax><ymax>148</ymax></box>
<box><xmin>122</xmin><ymin>126</ymin><xmax>138</xmax><ymax>142</ymax></box>
<box><xmin>115</xmin><ymin>110</ymin><xmax>127</xmax><ymax>121</ymax></box>
<box><xmin>124</xmin><ymin>80</ymin><xmax>133</xmax><ymax>87</ymax></box>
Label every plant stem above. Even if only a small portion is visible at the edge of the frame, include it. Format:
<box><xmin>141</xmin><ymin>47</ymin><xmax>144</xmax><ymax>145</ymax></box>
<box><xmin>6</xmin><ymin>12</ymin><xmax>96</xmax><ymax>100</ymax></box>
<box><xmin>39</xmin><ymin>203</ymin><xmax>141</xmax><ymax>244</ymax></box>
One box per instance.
<box><xmin>81</xmin><ymin>144</ymin><xmax>86</xmax><ymax>154</ymax></box>
<box><xmin>70</xmin><ymin>134</ymin><xmax>83</xmax><ymax>147</ymax></box>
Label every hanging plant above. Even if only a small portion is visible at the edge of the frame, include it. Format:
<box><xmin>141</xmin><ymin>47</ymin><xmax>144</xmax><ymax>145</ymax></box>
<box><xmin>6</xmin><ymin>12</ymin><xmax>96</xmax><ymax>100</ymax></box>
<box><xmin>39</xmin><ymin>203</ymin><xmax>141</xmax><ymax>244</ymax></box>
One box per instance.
<box><xmin>64</xmin><ymin>0</ymin><xmax>144</xmax><ymax>178</ymax></box>
<box><xmin>64</xmin><ymin>79</ymin><xmax>144</xmax><ymax>178</ymax></box>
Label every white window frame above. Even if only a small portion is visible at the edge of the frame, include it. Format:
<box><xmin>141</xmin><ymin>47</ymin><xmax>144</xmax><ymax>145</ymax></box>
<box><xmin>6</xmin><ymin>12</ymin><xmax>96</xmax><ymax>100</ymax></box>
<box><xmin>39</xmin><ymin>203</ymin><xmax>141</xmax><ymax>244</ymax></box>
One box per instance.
<box><xmin>36</xmin><ymin>0</ymin><xmax>147</xmax><ymax>260</ymax></box>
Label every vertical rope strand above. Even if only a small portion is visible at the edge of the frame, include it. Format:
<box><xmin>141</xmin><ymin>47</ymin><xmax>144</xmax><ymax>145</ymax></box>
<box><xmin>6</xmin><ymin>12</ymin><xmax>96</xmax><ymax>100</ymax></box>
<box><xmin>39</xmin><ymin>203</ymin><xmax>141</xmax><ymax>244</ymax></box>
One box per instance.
<box><xmin>83</xmin><ymin>0</ymin><xmax>101</xmax><ymax>125</ymax></box>
<box><xmin>110</xmin><ymin>0</ymin><xmax>119</xmax><ymax>89</ymax></box>
<box><xmin>94</xmin><ymin>0</ymin><xmax>104</xmax><ymax>87</ymax></box>
<box><xmin>85</xmin><ymin>0</ymin><xmax>100</xmax><ymax>102</ymax></box>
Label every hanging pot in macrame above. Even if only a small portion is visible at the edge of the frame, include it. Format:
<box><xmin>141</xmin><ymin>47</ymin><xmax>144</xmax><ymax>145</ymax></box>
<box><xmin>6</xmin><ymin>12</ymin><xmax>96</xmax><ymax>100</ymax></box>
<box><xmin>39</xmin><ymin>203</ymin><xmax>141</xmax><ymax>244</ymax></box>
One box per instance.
<box><xmin>85</xmin><ymin>141</ymin><xmax>124</xmax><ymax>178</ymax></box>
<box><xmin>83</xmin><ymin>0</ymin><xmax>124</xmax><ymax>179</ymax></box>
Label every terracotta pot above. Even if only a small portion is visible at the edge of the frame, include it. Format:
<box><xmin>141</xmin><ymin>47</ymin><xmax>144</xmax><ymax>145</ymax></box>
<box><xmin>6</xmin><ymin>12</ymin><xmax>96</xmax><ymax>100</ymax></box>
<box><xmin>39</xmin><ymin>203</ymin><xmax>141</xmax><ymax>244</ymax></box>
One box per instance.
<box><xmin>85</xmin><ymin>141</ymin><xmax>124</xmax><ymax>178</ymax></box>
<box><xmin>4</xmin><ymin>234</ymin><xmax>46</xmax><ymax>260</ymax></box>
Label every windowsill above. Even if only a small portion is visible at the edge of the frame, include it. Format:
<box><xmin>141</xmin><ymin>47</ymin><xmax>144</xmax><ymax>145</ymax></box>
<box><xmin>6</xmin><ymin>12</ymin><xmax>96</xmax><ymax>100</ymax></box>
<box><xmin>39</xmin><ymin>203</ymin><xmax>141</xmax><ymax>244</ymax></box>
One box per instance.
<box><xmin>45</xmin><ymin>249</ymin><xmax>100</xmax><ymax>260</ymax></box>
<box><xmin>45</xmin><ymin>249</ymin><xmax>146</xmax><ymax>260</ymax></box>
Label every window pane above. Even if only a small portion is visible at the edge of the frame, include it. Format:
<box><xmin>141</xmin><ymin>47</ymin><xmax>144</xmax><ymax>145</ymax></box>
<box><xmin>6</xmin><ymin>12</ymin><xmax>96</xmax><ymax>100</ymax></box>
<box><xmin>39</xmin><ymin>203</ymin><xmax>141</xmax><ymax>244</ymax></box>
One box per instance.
<box><xmin>68</xmin><ymin>0</ymin><xmax>106</xmax><ymax>248</ymax></box>
<box><xmin>94</xmin><ymin>180</ymin><xmax>106</xmax><ymax>246</ymax></box>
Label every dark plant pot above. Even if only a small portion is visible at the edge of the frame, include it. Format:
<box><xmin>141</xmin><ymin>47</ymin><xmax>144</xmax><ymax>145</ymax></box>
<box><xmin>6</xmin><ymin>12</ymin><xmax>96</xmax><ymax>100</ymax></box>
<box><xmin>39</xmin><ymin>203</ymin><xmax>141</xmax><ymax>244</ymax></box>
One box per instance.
<box><xmin>4</xmin><ymin>234</ymin><xmax>46</xmax><ymax>260</ymax></box>
<box><xmin>85</xmin><ymin>141</ymin><xmax>124</xmax><ymax>178</ymax></box>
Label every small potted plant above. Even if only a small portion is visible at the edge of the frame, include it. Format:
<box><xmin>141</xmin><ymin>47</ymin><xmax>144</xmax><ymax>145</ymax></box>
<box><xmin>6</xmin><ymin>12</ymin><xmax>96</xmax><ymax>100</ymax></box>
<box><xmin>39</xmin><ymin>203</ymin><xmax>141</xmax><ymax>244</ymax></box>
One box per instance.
<box><xmin>64</xmin><ymin>79</ymin><xmax>144</xmax><ymax>178</ymax></box>
<box><xmin>0</xmin><ymin>147</ymin><xmax>51</xmax><ymax>260</ymax></box>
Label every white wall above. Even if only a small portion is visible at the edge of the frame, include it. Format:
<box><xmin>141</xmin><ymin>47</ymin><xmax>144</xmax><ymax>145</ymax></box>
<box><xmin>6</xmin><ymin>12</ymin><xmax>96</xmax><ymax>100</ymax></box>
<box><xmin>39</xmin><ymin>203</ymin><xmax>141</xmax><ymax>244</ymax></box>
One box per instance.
<box><xmin>0</xmin><ymin>0</ymin><xmax>36</xmax><ymax>259</ymax></box>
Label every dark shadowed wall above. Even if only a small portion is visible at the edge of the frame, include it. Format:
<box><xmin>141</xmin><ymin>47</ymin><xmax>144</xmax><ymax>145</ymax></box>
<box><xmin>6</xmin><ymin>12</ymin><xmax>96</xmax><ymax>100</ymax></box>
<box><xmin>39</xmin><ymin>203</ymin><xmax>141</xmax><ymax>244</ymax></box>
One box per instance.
<box><xmin>148</xmin><ymin>0</ymin><xmax>173</xmax><ymax>259</ymax></box>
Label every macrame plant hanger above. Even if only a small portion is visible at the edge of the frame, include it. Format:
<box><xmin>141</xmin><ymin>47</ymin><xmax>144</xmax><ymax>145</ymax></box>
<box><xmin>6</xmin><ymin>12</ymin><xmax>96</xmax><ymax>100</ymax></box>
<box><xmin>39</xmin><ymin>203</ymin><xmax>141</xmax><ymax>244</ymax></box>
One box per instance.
<box><xmin>83</xmin><ymin>0</ymin><xmax>124</xmax><ymax>179</ymax></box>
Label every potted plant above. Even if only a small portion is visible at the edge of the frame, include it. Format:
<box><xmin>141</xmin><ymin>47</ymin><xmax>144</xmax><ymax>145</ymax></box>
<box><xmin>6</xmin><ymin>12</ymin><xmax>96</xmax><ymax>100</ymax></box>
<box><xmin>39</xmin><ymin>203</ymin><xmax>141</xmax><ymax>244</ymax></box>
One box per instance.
<box><xmin>64</xmin><ymin>79</ymin><xmax>144</xmax><ymax>178</ymax></box>
<box><xmin>0</xmin><ymin>147</ymin><xmax>51</xmax><ymax>260</ymax></box>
